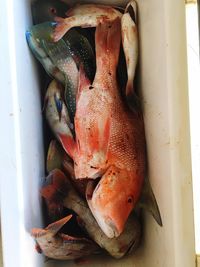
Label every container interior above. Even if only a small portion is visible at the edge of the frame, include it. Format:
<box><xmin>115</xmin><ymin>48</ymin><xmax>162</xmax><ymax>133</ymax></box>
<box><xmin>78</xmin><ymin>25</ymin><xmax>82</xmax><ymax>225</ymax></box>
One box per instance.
<box><xmin>0</xmin><ymin>0</ymin><xmax>196</xmax><ymax>266</ymax></box>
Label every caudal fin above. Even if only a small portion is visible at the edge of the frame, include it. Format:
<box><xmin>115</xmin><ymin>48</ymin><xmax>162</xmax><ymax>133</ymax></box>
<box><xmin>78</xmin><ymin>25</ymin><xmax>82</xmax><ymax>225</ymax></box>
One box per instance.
<box><xmin>31</xmin><ymin>215</ymin><xmax>72</xmax><ymax>238</ymax></box>
<box><xmin>46</xmin><ymin>215</ymin><xmax>72</xmax><ymax>234</ymax></box>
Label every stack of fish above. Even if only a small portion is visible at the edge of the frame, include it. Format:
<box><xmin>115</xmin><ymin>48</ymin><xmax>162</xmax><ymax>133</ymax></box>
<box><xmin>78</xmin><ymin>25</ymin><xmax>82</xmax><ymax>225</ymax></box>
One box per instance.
<box><xmin>26</xmin><ymin>0</ymin><xmax>162</xmax><ymax>262</ymax></box>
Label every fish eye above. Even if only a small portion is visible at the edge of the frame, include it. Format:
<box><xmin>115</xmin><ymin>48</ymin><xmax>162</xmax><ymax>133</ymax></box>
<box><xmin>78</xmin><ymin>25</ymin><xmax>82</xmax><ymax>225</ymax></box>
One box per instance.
<box><xmin>49</xmin><ymin>7</ymin><xmax>57</xmax><ymax>15</ymax></box>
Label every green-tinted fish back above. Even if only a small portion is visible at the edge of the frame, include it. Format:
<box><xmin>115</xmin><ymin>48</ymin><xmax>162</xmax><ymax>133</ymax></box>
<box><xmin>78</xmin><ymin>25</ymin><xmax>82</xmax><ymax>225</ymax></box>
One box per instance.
<box><xmin>64</xmin><ymin>29</ymin><xmax>95</xmax><ymax>82</ymax></box>
<box><xmin>42</xmin><ymin>39</ymin><xmax>72</xmax><ymax>71</ymax></box>
<box><xmin>43</xmin><ymin>39</ymin><xmax>78</xmax><ymax>122</ymax></box>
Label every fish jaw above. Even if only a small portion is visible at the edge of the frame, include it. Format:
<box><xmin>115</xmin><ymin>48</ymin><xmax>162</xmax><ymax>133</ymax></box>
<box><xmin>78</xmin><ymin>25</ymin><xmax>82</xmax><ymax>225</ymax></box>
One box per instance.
<box><xmin>53</xmin><ymin>4</ymin><xmax>122</xmax><ymax>42</ymax></box>
<box><xmin>86</xmin><ymin>166</ymin><xmax>144</xmax><ymax>238</ymax></box>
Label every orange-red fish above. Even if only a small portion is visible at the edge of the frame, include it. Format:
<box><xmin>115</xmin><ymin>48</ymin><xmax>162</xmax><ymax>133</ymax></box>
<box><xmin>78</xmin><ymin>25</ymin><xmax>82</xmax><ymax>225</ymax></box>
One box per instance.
<box><xmin>61</xmin><ymin>19</ymin><xmax>146</xmax><ymax>238</ymax></box>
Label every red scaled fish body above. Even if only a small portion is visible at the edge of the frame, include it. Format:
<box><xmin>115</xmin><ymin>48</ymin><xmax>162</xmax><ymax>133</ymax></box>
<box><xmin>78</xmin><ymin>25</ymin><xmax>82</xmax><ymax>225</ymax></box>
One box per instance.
<box><xmin>64</xmin><ymin>19</ymin><xmax>146</xmax><ymax>238</ymax></box>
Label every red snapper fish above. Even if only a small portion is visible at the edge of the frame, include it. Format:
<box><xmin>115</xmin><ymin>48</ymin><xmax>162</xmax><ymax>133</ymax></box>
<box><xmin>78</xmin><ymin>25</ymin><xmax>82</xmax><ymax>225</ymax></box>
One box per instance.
<box><xmin>60</xmin><ymin>18</ymin><xmax>146</xmax><ymax>238</ymax></box>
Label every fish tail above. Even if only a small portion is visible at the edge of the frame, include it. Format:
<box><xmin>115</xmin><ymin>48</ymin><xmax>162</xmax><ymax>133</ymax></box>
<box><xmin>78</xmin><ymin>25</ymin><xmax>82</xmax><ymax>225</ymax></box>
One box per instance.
<box><xmin>46</xmin><ymin>215</ymin><xmax>72</xmax><ymax>234</ymax></box>
<box><xmin>125</xmin><ymin>0</ymin><xmax>137</xmax><ymax>23</ymax></box>
<box><xmin>95</xmin><ymin>18</ymin><xmax>121</xmax><ymax>76</ymax></box>
<box><xmin>31</xmin><ymin>228</ymin><xmax>47</xmax><ymax>238</ymax></box>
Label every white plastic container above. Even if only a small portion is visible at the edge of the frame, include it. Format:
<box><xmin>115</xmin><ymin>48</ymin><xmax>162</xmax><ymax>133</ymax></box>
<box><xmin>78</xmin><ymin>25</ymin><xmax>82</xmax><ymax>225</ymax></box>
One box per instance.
<box><xmin>0</xmin><ymin>0</ymin><xmax>196</xmax><ymax>266</ymax></box>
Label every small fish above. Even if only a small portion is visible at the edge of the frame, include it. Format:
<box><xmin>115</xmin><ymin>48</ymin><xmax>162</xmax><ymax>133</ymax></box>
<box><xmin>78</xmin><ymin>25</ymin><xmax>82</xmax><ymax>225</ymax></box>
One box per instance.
<box><xmin>121</xmin><ymin>0</ymin><xmax>138</xmax><ymax>102</ymax></box>
<box><xmin>53</xmin><ymin>4</ymin><xmax>122</xmax><ymax>41</ymax></box>
<box><xmin>45</xmin><ymin>79</ymin><xmax>75</xmax><ymax>158</ymax></box>
<box><xmin>31</xmin><ymin>215</ymin><xmax>101</xmax><ymax>260</ymax></box>
<box><xmin>41</xmin><ymin>169</ymin><xmax>142</xmax><ymax>259</ymax></box>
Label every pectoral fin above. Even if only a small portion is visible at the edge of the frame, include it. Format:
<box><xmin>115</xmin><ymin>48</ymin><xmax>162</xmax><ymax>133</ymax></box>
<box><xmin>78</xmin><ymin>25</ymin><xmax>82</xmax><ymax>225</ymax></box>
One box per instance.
<box><xmin>137</xmin><ymin>177</ymin><xmax>162</xmax><ymax>226</ymax></box>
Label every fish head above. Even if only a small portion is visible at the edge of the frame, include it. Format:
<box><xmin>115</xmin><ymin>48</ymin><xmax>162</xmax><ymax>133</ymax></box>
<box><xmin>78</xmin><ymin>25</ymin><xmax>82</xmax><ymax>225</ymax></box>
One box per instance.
<box><xmin>86</xmin><ymin>166</ymin><xmax>143</xmax><ymax>238</ymax></box>
<box><xmin>26</xmin><ymin>21</ymin><xmax>56</xmax><ymax>44</ymax></box>
<box><xmin>26</xmin><ymin>22</ymin><xmax>57</xmax><ymax>62</ymax></box>
<box><xmin>31</xmin><ymin>0</ymin><xmax>69</xmax><ymax>24</ymax></box>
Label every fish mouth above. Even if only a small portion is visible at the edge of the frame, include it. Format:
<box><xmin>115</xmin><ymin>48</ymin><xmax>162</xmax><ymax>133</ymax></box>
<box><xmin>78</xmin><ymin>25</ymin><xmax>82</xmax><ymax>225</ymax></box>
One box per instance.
<box><xmin>90</xmin><ymin>207</ymin><xmax>120</xmax><ymax>238</ymax></box>
<box><xmin>104</xmin><ymin>218</ymin><xmax>120</xmax><ymax>238</ymax></box>
<box><xmin>86</xmin><ymin>180</ymin><xmax>120</xmax><ymax>238</ymax></box>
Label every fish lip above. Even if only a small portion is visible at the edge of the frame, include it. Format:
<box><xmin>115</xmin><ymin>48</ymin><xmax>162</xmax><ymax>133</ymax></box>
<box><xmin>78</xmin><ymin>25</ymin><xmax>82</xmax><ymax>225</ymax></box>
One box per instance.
<box><xmin>25</xmin><ymin>30</ymin><xmax>32</xmax><ymax>41</ymax></box>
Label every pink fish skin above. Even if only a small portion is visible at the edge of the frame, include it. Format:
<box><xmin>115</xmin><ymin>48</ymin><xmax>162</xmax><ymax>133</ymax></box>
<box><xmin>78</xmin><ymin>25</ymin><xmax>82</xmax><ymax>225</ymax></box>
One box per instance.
<box><xmin>53</xmin><ymin>4</ymin><xmax>122</xmax><ymax>41</ymax></box>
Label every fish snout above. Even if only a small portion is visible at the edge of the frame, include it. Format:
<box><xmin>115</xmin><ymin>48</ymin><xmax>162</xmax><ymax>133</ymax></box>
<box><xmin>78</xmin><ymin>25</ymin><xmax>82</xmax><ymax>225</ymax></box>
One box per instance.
<box><xmin>102</xmin><ymin>218</ymin><xmax>121</xmax><ymax>238</ymax></box>
<box><xmin>86</xmin><ymin>167</ymin><xmax>136</xmax><ymax>238</ymax></box>
<box><xmin>25</xmin><ymin>30</ymin><xmax>32</xmax><ymax>41</ymax></box>
<box><xmin>87</xmin><ymin>194</ymin><xmax>129</xmax><ymax>238</ymax></box>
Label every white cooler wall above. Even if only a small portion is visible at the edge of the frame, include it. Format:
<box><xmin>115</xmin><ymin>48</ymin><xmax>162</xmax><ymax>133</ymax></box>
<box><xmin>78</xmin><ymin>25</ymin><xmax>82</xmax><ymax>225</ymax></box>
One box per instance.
<box><xmin>0</xmin><ymin>0</ymin><xmax>195</xmax><ymax>267</ymax></box>
<box><xmin>0</xmin><ymin>0</ymin><xmax>45</xmax><ymax>266</ymax></box>
<box><xmin>135</xmin><ymin>0</ymin><xmax>195</xmax><ymax>266</ymax></box>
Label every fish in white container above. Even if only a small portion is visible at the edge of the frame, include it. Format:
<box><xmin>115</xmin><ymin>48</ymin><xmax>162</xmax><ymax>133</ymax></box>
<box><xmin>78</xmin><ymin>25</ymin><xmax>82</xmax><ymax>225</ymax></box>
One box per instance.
<box><xmin>0</xmin><ymin>0</ymin><xmax>195</xmax><ymax>266</ymax></box>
